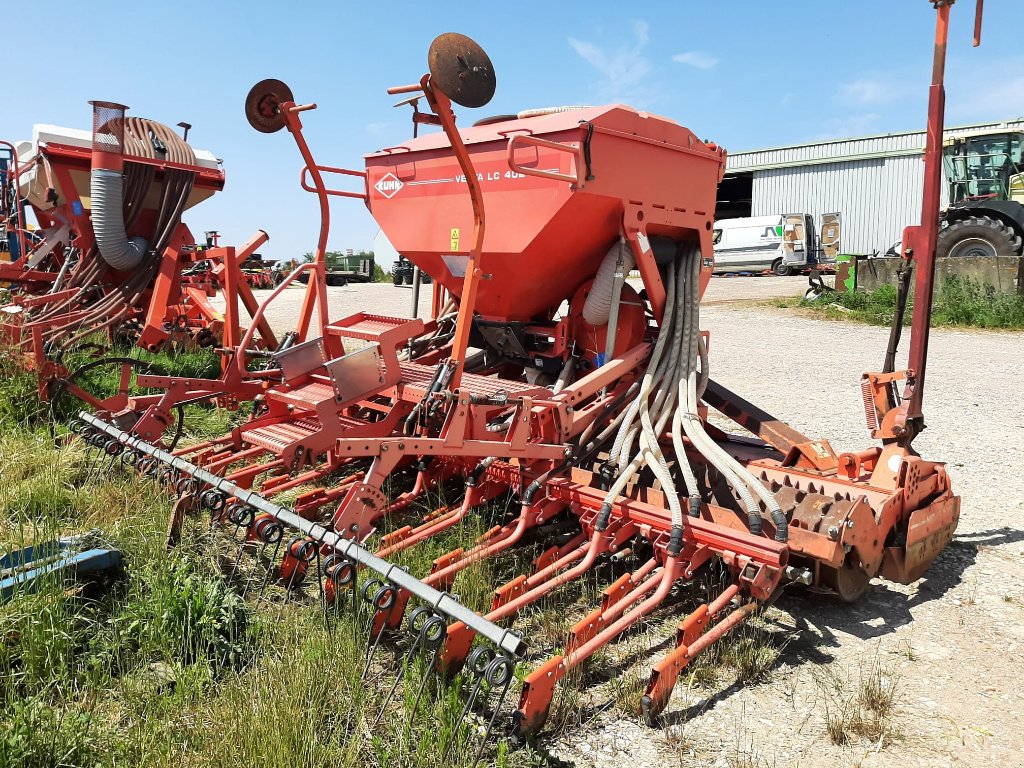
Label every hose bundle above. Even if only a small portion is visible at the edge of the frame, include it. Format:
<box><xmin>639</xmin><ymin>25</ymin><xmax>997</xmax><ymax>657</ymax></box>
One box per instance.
<box><xmin>600</xmin><ymin>243</ymin><xmax>788</xmax><ymax>545</ymax></box>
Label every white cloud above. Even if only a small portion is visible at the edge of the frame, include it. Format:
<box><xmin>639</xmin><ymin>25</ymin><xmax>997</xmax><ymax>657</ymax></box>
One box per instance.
<box><xmin>947</xmin><ymin>69</ymin><xmax>1024</xmax><ymax>121</ymax></box>
<box><xmin>568</xmin><ymin>20</ymin><xmax>658</xmax><ymax>105</ymax></box>
<box><xmin>813</xmin><ymin>113</ymin><xmax>882</xmax><ymax>140</ymax></box>
<box><xmin>672</xmin><ymin>51</ymin><xmax>718</xmax><ymax>70</ymax></box>
<box><xmin>839</xmin><ymin>78</ymin><xmax>905</xmax><ymax>106</ymax></box>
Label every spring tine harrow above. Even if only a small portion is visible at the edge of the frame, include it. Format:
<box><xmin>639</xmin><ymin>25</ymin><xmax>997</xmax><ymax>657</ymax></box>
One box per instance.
<box><xmin>81</xmin><ymin>412</ymin><xmax>528</xmax><ymax>657</ymax></box>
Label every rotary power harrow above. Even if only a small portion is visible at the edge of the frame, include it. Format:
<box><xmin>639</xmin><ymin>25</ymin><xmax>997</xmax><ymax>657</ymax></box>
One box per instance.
<box><xmin>77</xmin><ymin>3</ymin><xmax>967</xmax><ymax>748</ymax></box>
<box><xmin>0</xmin><ymin>102</ymin><xmax>279</xmax><ymax>412</ymax></box>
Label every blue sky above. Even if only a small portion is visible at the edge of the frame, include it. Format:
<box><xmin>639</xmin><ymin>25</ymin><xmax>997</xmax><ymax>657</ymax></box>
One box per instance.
<box><xmin>4</xmin><ymin>0</ymin><xmax>1022</xmax><ymax>264</ymax></box>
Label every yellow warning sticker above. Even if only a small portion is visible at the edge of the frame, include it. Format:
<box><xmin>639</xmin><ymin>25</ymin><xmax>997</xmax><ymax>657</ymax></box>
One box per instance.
<box><xmin>450</xmin><ymin>228</ymin><xmax>460</xmax><ymax>251</ymax></box>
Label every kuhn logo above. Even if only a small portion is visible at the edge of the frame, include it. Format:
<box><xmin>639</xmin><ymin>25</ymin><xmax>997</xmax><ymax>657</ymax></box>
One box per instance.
<box><xmin>374</xmin><ymin>173</ymin><xmax>404</xmax><ymax>198</ymax></box>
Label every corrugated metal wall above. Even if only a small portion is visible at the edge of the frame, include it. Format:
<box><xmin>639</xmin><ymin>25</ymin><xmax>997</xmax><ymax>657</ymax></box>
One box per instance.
<box><xmin>730</xmin><ymin>118</ymin><xmax>1024</xmax><ymax>255</ymax></box>
<box><xmin>751</xmin><ymin>156</ymin><xmax>926</xmax><ymax>254</ymax></box>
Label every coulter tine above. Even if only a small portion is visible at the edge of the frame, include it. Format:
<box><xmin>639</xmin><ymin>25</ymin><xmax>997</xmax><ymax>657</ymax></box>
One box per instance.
<box><xmin>441</xmin><ymin>532</ymin><xmax>603</xmax><ymax>675</ymax></box>
<box><xmin>640</xmin><ymin>587</ymin><xmax>756</xmax><ymax>725</ymax></box>
<box><xmin>518</xmin><ymin>558</ymin><xmax>683</xmax><ymax>736</ymax></box>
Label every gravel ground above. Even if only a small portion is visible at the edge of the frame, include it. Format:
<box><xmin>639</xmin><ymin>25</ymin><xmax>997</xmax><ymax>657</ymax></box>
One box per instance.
<box><xmin>231</xmin><ymin>277</ymin><xmax>1024</xmax><ymax>767</ymax></box>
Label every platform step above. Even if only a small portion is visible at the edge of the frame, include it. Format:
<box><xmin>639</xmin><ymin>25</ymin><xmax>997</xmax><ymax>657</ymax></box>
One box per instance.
<box><xmin>242</xmin><ymin>417</ymin><xmax>323</xmax><ymax>452</ymax></box>
<box><xmin>267</xmin><ymin>380</ymin><xmax>336</xmax><ymax>411</ymax></box>
<box><xmin>397</xmin><ymin>362</ymin><xmax>547</xmax><ymax>401</ymax></box>
<box><xmin>325</xmin><ymin>313</ymin><xmax>422</xmax><ymax>343</ymax></box>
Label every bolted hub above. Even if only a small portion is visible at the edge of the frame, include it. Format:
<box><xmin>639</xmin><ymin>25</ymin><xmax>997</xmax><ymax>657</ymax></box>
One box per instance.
<box><xmin>245</xmin><ymin>79</ymin><xmax>294</xmax><ymax>133</ymax></box>
<box><xmin>427</xmin><ymin>33</ymin><xmax>496</xmax><ymax>108</ymax></box>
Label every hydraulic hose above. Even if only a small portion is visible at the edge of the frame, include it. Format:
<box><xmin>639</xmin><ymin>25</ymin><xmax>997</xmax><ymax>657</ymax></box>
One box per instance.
<box><xmin>676</xmin><ymin>243</ymin><xmax>787</xmax><ymax>542</ymax></box>
<box><xmin>599</xmin><ymin>238</ymin><xmax>787</xmax><ymax>546</ymax></box>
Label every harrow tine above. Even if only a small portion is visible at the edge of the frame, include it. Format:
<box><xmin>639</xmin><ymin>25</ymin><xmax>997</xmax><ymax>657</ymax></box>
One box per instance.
<box><xmin>82</xmin><ymin>439</ymin><xmax>107</xmax><ymax>484</ymax></box>
<box><xmin>399</xmin><ymin>613</ymin><xmax>448</xmax><ymax>762</ymax></box>
<box><xmin>253</xmin><ymin>536</ymin><xmax>283</xmax><ymax>607</ymax></box>
<box><xmin>243</xmin><ymin>515</ymin><xmax>283</xmax><ymax>599</ymax></box>
<box><xmin>274</xmin><ymin>537</ymin><xmax>317</xmax><ymax>623</ymax></box>
<box><xmin>441</xmin><ymin>646</ymin><xmax>495</xmax><ymax>762</ymax></box>
<box><xmin>313</xmin><ymin>547</ymin><xmax>332</xmax><ymax>633</ymax></box>
<box><xmin>361</xmin><ymin>580</ymin><xmax>399</xmax><ymax>680</ymax></box>
<box><xmin>406</xmin><ymin>615</ymin><xmax>447</xmax><ymax>721</ymax></box>
<box><xmin>227</xmin><ymin>537</ymin><xmax>248</xmax><ymax>582</ymax></box>
<box><xmin>471</xmin><ymin>654</ymin><xmax>515</xmax><ymax>768</ymax></box>
<box><xmin>371</xmin><ymin>606</ymin><xmax>433</xmax><ymax>729</ymax></box>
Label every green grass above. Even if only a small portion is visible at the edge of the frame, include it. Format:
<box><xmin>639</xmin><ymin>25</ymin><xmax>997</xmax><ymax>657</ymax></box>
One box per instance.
<box><xmin>0</xmin><ymin>395</ymin><xmax>547</xmax><ymax>767</ymax></box>
<box><xmin>815</xmin><ymin>654</ymin><xmax>901</xmax><ymax>748</ymax></box>
<box><xmin>686</xmin><ymin>616</ymin><xmax>786</xmax><ymax>692</ymax></box>
<box><xmin>778</xmin><ymin>275</ymin><xmax>1024</xmax><ymax>329</ymax></box>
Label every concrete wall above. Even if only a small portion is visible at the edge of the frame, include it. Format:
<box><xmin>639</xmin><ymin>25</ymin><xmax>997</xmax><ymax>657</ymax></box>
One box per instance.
<box><xmin>854</xmin><ymin>256</ymin><xmax>1023</xmax><ymax>295</ymax></box>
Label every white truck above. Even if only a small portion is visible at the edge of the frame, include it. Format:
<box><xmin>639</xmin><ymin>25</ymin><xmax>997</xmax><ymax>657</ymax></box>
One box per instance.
<box><xmin>712</xmin><ymin>213</ymin><xmax>839</xmax><ymax>275</ymax></box>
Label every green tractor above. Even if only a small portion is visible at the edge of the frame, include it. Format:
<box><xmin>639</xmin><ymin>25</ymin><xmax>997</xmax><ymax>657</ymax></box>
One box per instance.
<box><xmin>392</xmin><ymin>254</ymin><xmax>430</xmax><ymax>286</ymax></box>
<box><xmin>939</xmin><ymin>130</ymin><xmax>1024</xmax><ymax>258</ymax></box>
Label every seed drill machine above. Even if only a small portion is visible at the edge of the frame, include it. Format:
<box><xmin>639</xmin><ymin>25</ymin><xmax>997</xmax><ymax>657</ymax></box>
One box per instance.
<box><xmin>78</xmin><ymin>0</ymin><xmax>973</xmax><ymax>745</ymax></box>
<box><xmin>0</xmin><ymin>104</ymin><xmax>278</xmax><ymax>409</ymax></box>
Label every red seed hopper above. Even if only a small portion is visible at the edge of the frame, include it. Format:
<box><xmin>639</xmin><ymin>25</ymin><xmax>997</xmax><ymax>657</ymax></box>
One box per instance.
<box><xmin>367</xmin><ymin>105</ymin><xmax>723</xmax><ymax>321</ymax></box>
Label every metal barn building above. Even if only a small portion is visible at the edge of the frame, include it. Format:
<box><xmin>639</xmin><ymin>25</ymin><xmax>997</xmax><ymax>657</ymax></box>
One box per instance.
<box><xmin>716</xmin><ymin>118</ymin><xmax>1024</xmax><ymax>256</ymax></box>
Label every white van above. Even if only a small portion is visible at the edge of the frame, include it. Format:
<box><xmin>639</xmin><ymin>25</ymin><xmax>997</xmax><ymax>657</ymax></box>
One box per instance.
<box><xmin>712</xmin><ymin>214</ymin><xmax>820</xmax><ymax>275</ymax></box>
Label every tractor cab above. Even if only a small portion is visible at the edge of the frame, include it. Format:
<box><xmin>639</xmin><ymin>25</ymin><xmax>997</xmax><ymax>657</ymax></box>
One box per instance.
<box><xmin>944</xmin><ymin>131</ymin><xmax>1024</xmax><ymax>204</ymax></box>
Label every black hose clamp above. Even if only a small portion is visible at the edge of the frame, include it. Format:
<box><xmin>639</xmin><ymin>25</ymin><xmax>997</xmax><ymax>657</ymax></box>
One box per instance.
<box><xmin>688</xmin><ymin>495</ymin><xmax>701</xmax><ymax>519</ymax></box>
<box><xmin>667</xmin><ymin>525</ymin><xmax>684</xmax><ymax>557</ymax></box>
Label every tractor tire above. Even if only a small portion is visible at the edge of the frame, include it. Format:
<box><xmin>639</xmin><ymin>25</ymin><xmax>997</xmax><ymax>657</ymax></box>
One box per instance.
<box><xmin>392</xmin><ymin>272</ymin><xmax>403</xmax><ymax>286</ymax></box>
<box><xmin>937</xmin><ymin>216</ymin><xmax>1023</xmax><ymax>259</ymax></box>
<box><xmin>772</xmin><ymin>258</ymin><xmax>791</xmax><ymax>277</ymax></box>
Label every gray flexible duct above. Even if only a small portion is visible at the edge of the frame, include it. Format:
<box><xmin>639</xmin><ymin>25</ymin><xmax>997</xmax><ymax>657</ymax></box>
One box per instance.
<box><xmin>583</xmin><ymin>239</ymin><xmax>635</xmax><ymax>326</ymax></box>
<box><xmin>90</xmin><ymin>169</ymin><xmax>149</xmax><ymax>270</ymax></box>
